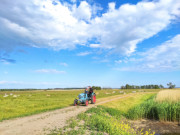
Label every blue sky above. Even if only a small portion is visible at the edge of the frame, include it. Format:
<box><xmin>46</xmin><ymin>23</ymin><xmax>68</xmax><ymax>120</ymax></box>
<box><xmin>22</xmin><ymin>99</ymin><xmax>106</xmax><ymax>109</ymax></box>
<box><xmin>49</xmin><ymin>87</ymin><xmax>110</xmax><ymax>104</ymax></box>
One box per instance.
<box><xmin>0</xmin><ymin>0</ymin><xmax>180</xmax><ymax>88</ymax></box>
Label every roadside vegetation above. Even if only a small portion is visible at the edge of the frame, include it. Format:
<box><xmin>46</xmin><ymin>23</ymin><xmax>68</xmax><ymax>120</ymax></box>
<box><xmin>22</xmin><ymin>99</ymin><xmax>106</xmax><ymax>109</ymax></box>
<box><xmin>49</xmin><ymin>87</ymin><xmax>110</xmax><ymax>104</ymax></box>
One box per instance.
<box><xmin>49</xmin><ymin>106</ymin><xmax>155</xmax><ymax>135</ymax></box>
<box><xmin>127</xmin><ymin>90</ymin><xmax>180</xmax><ymax>122</ymax></box>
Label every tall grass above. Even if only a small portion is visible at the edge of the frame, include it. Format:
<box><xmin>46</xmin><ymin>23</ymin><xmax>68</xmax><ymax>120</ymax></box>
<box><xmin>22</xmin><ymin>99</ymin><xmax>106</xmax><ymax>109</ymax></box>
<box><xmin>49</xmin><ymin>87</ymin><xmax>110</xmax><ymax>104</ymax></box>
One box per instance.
<box><xmin>155</xmin><ymin>90</ymin><xmax>180</xmax><ymax>103</ymax></box>
<box><xmin>127</xmin><ymin>95</ymin><xmax>180</xmax><ymax>122</ymax></box>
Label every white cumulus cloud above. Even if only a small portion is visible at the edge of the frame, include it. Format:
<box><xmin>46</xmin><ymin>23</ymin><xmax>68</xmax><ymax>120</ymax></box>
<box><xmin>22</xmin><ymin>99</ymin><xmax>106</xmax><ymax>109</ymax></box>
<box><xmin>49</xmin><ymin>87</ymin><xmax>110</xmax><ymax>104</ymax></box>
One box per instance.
<box><xmin>0</xmin><ymin>0</ymin><xmax>179</xmax><ymax>56</ymax></box>
<box><xmin>72</xmin><ymin>1</ymin><xmax>92</xmax><ymax>21</ymax></box>
<box><xmin>115</xmin><ymin>34</ymin><xmax>180</xmax><ymax>72</ymax></box>
<box><xmin>90</xmin><ymin>0</ymin><xmax>180</xmax><ymax>55</ymax></box>
<box><xmin>89</xmin><ymin>44</ymin><xmax>101</xmax><ymax>48</ymax></box>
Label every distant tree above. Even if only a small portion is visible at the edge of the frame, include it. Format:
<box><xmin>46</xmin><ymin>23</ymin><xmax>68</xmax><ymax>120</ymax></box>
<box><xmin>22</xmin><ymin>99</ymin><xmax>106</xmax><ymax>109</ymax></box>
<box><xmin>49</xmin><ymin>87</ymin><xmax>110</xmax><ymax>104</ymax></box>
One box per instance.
<box><xmin>159</xmin><ymin>84</ymin><xmax>164</xmax><ymax>89</ymax></box>
<box><xmin>125</xmin><ymin>84</ymin><xmax>130</xmax><ymax>89</ymax></box>
<box><xmin>154</xmin><ymin>85</ymin><xmax>160</xmax><ymax>89</ymax></box>
<box><xmin>121</xmin><ymin>86</ymin><xmax>125</xmax><ymax>89</ymax></box>
<box><xmin>147</xmin><ymin>85</ymin><xmax>151</xmax><ymax>89</ymax></box>
<box><xmin>92</xmin><ymin>86</ymin><xmax>101</xmax><ymax>90</ymax></box>
<box><xmin>167</xmin><ymin>82</ymin><xmax>176</xmax><ymax>89</ymax></box>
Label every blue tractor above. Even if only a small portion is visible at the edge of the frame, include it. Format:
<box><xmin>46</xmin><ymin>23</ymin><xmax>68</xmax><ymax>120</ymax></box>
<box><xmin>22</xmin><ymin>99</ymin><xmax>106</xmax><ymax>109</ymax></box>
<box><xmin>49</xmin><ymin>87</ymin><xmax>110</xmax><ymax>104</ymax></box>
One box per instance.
<box><xmin>74</xmin><ymin>90</ymin><xmax>96</xmax><ymax>106</ymax></box>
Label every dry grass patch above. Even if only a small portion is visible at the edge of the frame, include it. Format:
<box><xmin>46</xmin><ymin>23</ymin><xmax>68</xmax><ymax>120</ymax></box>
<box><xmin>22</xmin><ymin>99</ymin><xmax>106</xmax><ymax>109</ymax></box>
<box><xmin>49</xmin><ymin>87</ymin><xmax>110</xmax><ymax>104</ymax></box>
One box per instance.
<box><xmin>155</xmin><ymin>90</ymin><xmax>180</xmax><ymax>103</ymax></box>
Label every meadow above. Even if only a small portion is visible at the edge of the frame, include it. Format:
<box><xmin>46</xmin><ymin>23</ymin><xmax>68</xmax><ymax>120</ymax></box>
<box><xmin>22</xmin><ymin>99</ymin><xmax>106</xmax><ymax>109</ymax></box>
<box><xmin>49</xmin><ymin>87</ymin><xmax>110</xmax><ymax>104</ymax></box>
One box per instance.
<box><xmin>0</xmin><ymin>89</ymin><xmax>158</xmax><ymax>121</ymax></box>
<box><xmin>0</xmin><ymin>90</ymin><xmax>81</xmax><ymax>121</ymax></box>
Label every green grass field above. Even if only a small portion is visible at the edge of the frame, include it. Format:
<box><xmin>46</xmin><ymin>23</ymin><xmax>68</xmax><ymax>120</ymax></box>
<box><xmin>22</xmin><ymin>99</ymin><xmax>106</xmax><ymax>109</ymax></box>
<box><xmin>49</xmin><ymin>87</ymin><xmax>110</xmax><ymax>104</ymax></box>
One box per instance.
<box><xmin>0</xmin><ymin>90</ymin><xmax>81</xmax><ymax>121</ymax></box>
<box><xmin>0</xmin><ymin>89</ymin><xmax>159</xmax><ymax>122</ymax></box>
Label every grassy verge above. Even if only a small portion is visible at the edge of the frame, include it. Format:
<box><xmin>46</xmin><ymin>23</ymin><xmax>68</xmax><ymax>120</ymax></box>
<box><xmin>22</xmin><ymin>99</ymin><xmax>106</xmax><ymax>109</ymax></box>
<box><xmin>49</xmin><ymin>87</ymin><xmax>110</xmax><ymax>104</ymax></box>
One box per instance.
<box><xmin>49</xmin><ymin>106</ymin><xmax>155</xmax><ymax>135</ymax></box>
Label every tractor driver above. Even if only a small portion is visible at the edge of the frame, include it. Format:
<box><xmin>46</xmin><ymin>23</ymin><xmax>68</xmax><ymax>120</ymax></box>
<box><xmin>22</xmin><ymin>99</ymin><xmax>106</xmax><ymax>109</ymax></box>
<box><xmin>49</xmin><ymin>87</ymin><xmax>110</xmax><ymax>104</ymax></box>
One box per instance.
<box><xmin>88</xmin><ymin>86</ymin><xmax>93</xmax><ymax>97</ymax></box>
<box><xmin>85</xmin><ymin>86</ymin><xmax>94</xmax><ymax>97</ymax></box>
<box><xmin>85</xmin><ymin>87</ymin><xmax>89</xmax><ymax>94</ymax></box>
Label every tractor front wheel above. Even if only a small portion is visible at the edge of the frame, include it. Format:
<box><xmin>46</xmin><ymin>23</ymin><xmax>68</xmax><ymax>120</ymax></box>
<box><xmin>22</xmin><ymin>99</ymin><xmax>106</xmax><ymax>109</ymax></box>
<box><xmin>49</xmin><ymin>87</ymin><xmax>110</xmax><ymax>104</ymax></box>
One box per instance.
<box><xmin>74</xmin><ymin>99</ymin><xmax>77</xmax><ymax>106</ymax></box>
<box><xmin>91</xmin><ymin>94</ymin><xmax>96</xmax><ymax>104</ymax></box>
<box><xmin>85</xmin><ymin>100</ymin><xmax>89</xmax><ymax>106</ymax></box>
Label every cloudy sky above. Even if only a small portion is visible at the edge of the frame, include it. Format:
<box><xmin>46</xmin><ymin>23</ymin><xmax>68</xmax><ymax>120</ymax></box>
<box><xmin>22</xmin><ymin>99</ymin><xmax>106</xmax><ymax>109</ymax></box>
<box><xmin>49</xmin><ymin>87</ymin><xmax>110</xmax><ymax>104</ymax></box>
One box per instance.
<box><xmin>0</xmin><ymin>0</ymin><xmax>180</xmax><ymax>88</ymax></box>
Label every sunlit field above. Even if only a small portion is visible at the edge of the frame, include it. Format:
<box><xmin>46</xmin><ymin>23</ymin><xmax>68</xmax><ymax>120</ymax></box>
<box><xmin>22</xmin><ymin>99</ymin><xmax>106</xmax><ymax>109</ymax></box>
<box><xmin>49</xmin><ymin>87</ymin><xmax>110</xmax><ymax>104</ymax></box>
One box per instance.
<box><xmin>0</xmin><ymin>90</ymin><xmax>82</xmax><ymax>121</ymax></box>
<box><xmin>155</xmin><ymin>90</ymin><xmax>180</xmax><ymax>103</ymax></box>
<box><xmin>0</xmin><ymin>89</ymin><xmax>159</xmax><ymax>121</ymax></box>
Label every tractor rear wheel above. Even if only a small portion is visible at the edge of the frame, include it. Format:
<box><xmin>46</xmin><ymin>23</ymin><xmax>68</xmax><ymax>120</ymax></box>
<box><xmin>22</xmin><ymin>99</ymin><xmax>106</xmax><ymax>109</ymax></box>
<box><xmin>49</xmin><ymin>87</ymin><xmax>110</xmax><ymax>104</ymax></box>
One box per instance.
<box><xmin>91</xmin><ymin>94</ymin><xmax>96</xmax><ymax>104</ymax></box>
<box><xmin>74</xmin><ymin>99</ymin><xmax>77</xmax><ymax>106</ymax></box>
<box><xmin>85</xmin><ymin>100</ymin><xmax>89</xmax><ymax>106</ymax></box>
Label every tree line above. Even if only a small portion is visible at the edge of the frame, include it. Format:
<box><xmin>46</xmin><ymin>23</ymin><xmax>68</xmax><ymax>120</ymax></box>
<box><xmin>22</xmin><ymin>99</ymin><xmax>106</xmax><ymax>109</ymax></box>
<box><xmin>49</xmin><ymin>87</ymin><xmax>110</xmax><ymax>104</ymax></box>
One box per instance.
<box><xmin>92</xmin><ymin>86</ymin><xmax>101</xmax><ymax>90</ymax></box>
<box><xmin>121</xmin><ymin>82</ymin><xmax>176</xmax><ymax>89</ymax></box>
<box><xmin>121</xmin><ymin>84</ymin><xmax>163</xmax><ymax>89</ymax></box>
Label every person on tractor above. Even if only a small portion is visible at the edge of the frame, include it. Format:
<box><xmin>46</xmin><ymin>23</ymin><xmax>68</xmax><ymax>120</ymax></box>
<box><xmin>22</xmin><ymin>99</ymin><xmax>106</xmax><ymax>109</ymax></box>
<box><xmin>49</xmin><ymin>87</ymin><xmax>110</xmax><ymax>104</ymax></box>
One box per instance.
<box><xmin>84</xmin><ymin>86</ymin><xmax>93</xmax><ymax>97</ymax></box>
<box><xmin>88</xmin><ymin>86</ymin><xmax>93</xmax><ymax>97</ymax></box>
<box><xmin>84</xmin><ymin>87</ymin><xmax>89</xmax><ymax>94</ymax></box>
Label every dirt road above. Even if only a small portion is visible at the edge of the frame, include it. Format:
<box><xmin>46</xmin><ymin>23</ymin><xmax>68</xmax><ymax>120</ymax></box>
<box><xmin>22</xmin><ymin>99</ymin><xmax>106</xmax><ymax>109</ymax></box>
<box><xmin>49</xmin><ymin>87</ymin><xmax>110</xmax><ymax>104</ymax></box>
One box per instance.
<box><xmin>0</xmin><ymin>94</ymin><xmax>133</xmax><ymax>135</ymax></box>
